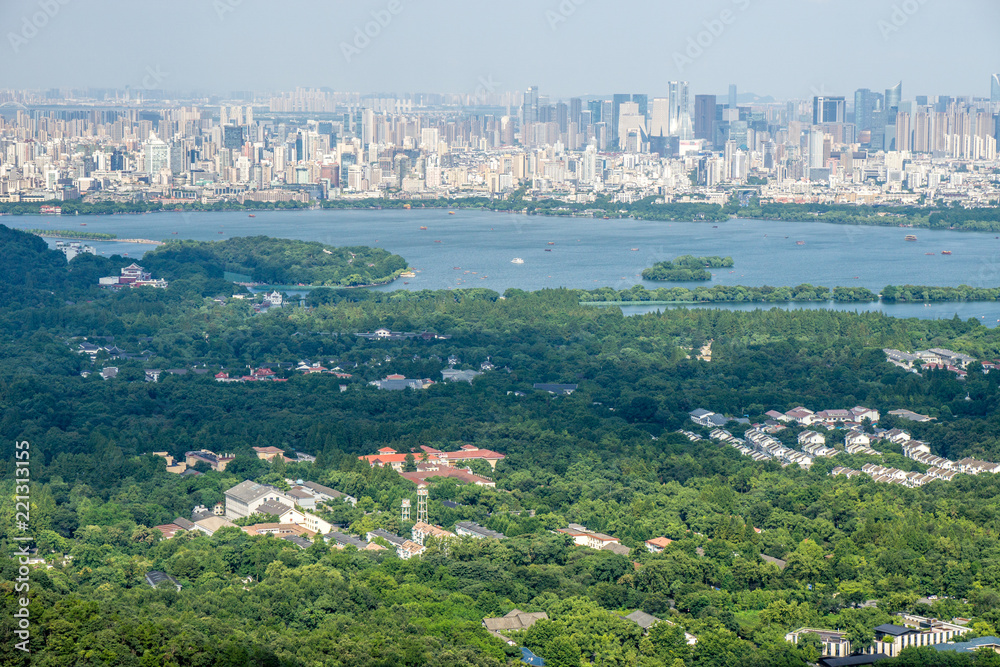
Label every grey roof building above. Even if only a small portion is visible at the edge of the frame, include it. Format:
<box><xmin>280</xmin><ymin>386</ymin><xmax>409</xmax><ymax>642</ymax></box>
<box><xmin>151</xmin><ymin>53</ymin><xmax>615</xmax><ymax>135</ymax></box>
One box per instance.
<box><xmin>533</xmin><ymin>383</ymin><xmax>578</xmax><ymax>395</ymax></box>
<box><xmin>455</xmin><ymin>521</ymin><xmax>506</xmax><ymax>540</ymax></box>
<box><xmin>145</xmin><ymin>571</ymin><xmax>182</xmax><ymax>591</ymax></box>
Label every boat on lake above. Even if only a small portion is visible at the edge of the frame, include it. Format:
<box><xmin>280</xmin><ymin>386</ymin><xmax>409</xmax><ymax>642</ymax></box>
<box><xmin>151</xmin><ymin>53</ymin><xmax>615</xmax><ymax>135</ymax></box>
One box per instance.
<box><xmin>248</xmin><ymin>214</ymin><xmax>255</xmax><ymax>218</ymax></box>
<box><xmin>942</xmin><ymin>250</ymin><xmax>952</xmax><ymax>255</ymax></box>
<box><xmin>905</xmin><ymin>235</ymin><xmax>918</xmax><ymax>241</ymax></box>
<box><xmin>419</xmin><ymin>226</ymin><xmax>427</xmax><ymax>230</ymax></box>
<box><xmin>511</xmin><ymin>258</ymin><xmax>524</xmax><ymax>264</ymax></box>
<box><xmin>796</xmin><ymin>241</ymin><xmax>805</xmax><ymax>245</ymax></box>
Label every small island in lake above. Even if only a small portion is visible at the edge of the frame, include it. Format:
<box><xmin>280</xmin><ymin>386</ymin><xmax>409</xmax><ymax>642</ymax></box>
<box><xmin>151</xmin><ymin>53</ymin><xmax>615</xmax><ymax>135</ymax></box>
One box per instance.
<box><xmin>641</xmin><ymin>255</ymin><xmax>735</xmax><ymax>281</ymax></box>
<box><xmin>144</xmin><ymin>236</ymin><xmax>408</xmax><ymax>287</ymax></box>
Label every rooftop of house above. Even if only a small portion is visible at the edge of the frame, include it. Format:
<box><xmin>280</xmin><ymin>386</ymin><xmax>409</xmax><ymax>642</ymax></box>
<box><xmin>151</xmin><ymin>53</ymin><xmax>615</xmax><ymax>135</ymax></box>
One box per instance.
<box><xmin>280</xmin><ymin>535</ymin><xmax>313</xmax><ymax>550</ymax></box>
<box><xmin>874</xmin><ymin>624</ymin><xmax>918</xmax><ymax>636</ymax></box>
<box><xmin>455</xmin><ymin>521</ymin><xmax>506</xmax><ymax>539</ymax></box>
<box><xmin>624</xmin><ymin>610</ymin><xmax>660</xmax><ymax>629</ymax></box>
<box><xmin>932</xmin><ymin>636</ymin><xmax>1000</xmax><ymax>653</ymax></box>
<box><xmin>412</xmin><ymin>522</ymin><xmax>456</xmax><ymax>540</ymax></box>
<box><xmin>761</xmin><ymin>554</ymin><xmax>787</xmax><ymax>570</ymax></box>
<box><xmin>225</xmin><ymin>480</ymin><xmax>285</xmax><ymax>504</ymax></box>
<box><xmin>241</xmin><ymin>523</ymin><xmax>316</xmax><ymax>538</ymax></box>
<box><xmin>145</xmin><ymin>570</ymin><xmax>181</xmax><ymax>590</ymax></box>
<box><xmin>400</xmin><ymin>467</ymin><xmax>493</xmax><ymax>486</ymax></box>
<box><xmin>326</xmin><ymin>531</ymin><xmax>369</xmax><ymax>550</ymax></box>
<box><xmin>482</xmin><ymin>609</ymin><xmax>549</xmax><ymax>633</ymax></box>
<box><xmin>255</xmin><ymin>500</ymin><xmax>294</xmax><ymax>517</ymax></box>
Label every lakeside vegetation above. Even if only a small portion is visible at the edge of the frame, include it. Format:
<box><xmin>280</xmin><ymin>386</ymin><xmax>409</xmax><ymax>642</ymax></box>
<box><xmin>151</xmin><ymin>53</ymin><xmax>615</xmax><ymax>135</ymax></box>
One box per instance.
<box><xmin>10</xmin><ymin>224</ymin><xmax>1000</xmax><ymax>665</ymax></box>
<box><xmin>642</xmin><ymin>256</ymin><xmax>735</xmax><ymax>281</ymax></box>
<box><xmin>6</xmin><ymin>194</ymin><xmax>1000</xmax><ymax>232</ymax></box>
<box><xmin>24</xmin><ymin>229</ymin><xmax>117</xmax><ymax>240</ymax></box>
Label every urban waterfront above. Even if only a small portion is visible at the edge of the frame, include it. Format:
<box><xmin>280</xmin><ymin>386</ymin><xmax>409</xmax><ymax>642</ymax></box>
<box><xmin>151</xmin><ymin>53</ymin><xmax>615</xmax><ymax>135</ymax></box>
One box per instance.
<box><xmin>10</xmin><ymin>208</ymin><xmax>1000</xmax><ymax>325</ymax></box>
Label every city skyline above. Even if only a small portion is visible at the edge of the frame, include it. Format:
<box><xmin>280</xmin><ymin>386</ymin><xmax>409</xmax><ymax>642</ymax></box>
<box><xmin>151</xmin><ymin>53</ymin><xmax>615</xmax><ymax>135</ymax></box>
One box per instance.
<box><xmin>0</xmin><ymin>0</ymin><xmax>998</xmax><ymax>100</ymax></box>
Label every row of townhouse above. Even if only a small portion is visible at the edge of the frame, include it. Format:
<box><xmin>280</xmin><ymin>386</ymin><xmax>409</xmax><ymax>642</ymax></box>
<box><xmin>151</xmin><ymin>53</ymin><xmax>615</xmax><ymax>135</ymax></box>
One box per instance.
<box><xmin>884</xmin><ymin>347</ymin><xmax>977</xmax><ymax>371</ymax></box>
<box><xmin>843</xmin><ymin>430</ymin><xmax>883</xmax><ymax>455</ymax></box>
<box><xmin>765</xmin><ymin>405</ymin><xmax>880</xmax><ymax>429</ymax></box>
<box><xmin>745</xmin><ymin>428</ymin><xmax>813</xmax><ymax>468</ymax></box>
<box><xmin>786</xmin><ymin>614</ymin><xmax>968</xmax><ymax>659</ymax></box>
<box><xmin>709</xmin><ymin>428</ymin><xmax>773</xmax><ymax>463</ymax></box>
<box><xmin>902</xmin><ymin>441</ymin><xmax>1000</xmax><ymax>477</ymax></box>
<box><xmin>861</xmin><ymin>463</ymin><xmax>935</xmax><ymax>488</ymax></box>
<box><xmin>833</xmin><ymin>465</ymin><xmax>932</xmax><ymax>488</ymax></box>
<box><xmin>802</xmin><ymin>441</ymin><xmax>839</xmax><ymax>457</ymax></box>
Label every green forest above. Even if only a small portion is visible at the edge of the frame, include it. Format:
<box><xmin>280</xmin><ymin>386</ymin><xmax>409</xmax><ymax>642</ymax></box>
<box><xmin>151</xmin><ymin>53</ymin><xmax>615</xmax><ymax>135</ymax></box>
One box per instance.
<box><xmin>144</xmin><ymin>236</ymin><xmax>408</xmax><ymax>287</ymax></box>
<box><xmin>8</xmin><ymin>223</ymin><xmax>1000</xmax><ymax>665</ymax></box>
<box><xmin>642</xmin><ymin>257</ymin><xmax>735</xmax><ymax>282</ymax></box>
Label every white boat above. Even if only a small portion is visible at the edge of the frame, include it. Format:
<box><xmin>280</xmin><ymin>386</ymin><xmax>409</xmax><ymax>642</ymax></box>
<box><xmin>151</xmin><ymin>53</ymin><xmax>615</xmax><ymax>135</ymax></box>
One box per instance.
<box><xmin>511</xmin><ymin>258</ymin><xmax>524</xmax><ymax>264</ymax></box>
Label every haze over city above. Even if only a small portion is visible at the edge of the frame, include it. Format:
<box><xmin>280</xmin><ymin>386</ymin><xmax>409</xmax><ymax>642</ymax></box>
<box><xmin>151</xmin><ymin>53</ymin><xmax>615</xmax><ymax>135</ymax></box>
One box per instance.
<box><xmin>1</xmin><ymin>0</ymin><xmax>998</xmax><ymax>99</ymax></box>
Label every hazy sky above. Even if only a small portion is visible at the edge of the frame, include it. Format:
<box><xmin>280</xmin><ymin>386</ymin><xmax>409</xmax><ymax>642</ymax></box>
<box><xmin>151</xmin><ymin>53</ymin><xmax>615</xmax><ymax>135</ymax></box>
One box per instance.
<box><xmin>1</xmin><ymin>0</ymin><xmax>997</xmax><ymax>101</ymax></box>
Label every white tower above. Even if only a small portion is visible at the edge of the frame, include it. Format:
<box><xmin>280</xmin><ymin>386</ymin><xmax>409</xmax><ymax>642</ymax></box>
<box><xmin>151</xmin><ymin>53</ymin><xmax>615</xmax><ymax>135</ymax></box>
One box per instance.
<box><xmin>416</xmin><ymin>484</ymin><xmax>428</xmax><ymax>525</ymax></box>
<box><xmin>401</xmin><ymin>498</ymin><xmax>410</xmax><ymax>522</ymax></box>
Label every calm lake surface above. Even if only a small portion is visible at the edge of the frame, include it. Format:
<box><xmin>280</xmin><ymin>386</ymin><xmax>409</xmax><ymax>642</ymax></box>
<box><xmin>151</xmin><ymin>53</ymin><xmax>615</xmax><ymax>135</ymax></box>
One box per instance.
<box><xmin>8</xmin><ymin>209</ymin><xmax>1000</xmax><ymax>326</ymax></box>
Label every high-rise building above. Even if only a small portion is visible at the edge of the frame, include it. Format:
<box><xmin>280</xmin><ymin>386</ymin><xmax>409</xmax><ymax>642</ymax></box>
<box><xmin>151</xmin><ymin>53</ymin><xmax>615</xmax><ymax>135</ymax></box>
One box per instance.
<box><xmin>668</xmin><ymin>81</ymin><xmax>690</xmax><ymax>136</ymax></box>
<box><xmin>223</xmin><ymin>125</ymin><xmax>245</xmax><ymax>150</ymax></box>
<box><xmin>694</xmin><ymin>95</ymin><xmax>717</xmax><ymax>141</ymax></box>
<box><xmin>650</xmin><ymin>98</ymin><xmax>670</xmax><ymax>137</ymax></box>
<box><xmin>144</xmin><ymin>133</ymin><xmax>169</xmax><ymax>175</ymax></box>
<box><xmin>611</xmin><ymin>94</ymin><xmax>631</xmax><ymax>147</ymax></box>
<box><xmin>555</xmin><ymin>102</ymin><xmax>568</xmax><ymax>133</ymax></box>
<box><xmin>854</xmin><ymin>88</ymin><xmax>883</xmax><ymax>135</ymax></box>
<box><xmin>631</xmin><ymin>94</ymin><xmax>648</xmax><ymax>118</ymax></box>
<box><xmin>523</xmin><ymin>86</ymin><xmax>539</xmax><ymax>124</ymax></box>
<box><xmin>885</xmin><ymin>81</ymin><xmax>902</xmax><ymax>112</ymax></box>
<box><xmin>895</xmin><ymin>112</ymin><xmax>912</xmax><ymax>152</ymax></box>
<box><xmin>808</xmin><ymin>130</ymin><xmax>826</xmax><ymax>169</ymax></box>
<box><xmin>992</xmin><ymin>74</ymin><xmax>1000</xmax><ymax>104</ymax></box>
<box><xmin>587</xmin><ymin>99</ymin><xmax>602</xmax><ymax>123</ymax></box>
<box><xmin>569</xmin><ymin>98</ymin><xmax>582</xmax><ymax>128</ymax></box>
<box><xmin>813</xmin><ymin>96</ymin><xmax>846</xmax><ymax>124</ymax></box>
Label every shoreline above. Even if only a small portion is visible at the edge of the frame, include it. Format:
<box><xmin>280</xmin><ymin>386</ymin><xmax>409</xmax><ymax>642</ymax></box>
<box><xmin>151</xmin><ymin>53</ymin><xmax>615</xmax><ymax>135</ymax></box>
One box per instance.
<box><xmin>6</xmin><ymin>199</ymin><xmax>1000</xmax><ymax>232</ymax></box>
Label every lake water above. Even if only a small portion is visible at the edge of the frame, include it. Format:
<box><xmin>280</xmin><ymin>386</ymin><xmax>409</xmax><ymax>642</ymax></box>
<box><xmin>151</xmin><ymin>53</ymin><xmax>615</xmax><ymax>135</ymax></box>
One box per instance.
<box><xmin>8</xmin><ymin>209</ymin><xmax>1000</xmax><ymax>325</ymax></box>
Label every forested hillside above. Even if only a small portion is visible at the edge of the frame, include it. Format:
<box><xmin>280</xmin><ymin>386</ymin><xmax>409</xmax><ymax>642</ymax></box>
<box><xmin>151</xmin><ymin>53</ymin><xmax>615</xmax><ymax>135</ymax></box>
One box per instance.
<box><xmin>5</xmin><ymin>225</ymin><xmax>1000</xmax><ymax>666</ymax></box>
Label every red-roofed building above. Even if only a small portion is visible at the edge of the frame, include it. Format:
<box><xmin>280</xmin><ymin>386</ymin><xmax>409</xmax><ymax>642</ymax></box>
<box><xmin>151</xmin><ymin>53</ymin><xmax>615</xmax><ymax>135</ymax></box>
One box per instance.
<box><xmin>360</xmin><ymin>445</ymin><xmax>505</xmax><ymax>471</ymax></box>
<box><xmin>645</xmin><ymin>537</ymin><xmax>673</xmax><ymax>553</ymax></box>
<box><xmin>400</xmin><ymin>467</ymin><xmax>495</xmax><ymax>487</ymax></box>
